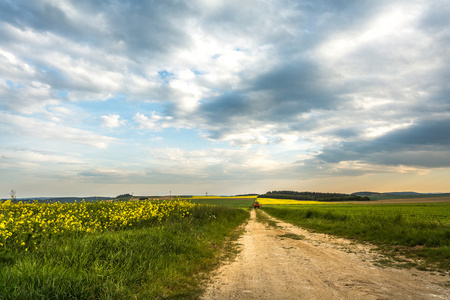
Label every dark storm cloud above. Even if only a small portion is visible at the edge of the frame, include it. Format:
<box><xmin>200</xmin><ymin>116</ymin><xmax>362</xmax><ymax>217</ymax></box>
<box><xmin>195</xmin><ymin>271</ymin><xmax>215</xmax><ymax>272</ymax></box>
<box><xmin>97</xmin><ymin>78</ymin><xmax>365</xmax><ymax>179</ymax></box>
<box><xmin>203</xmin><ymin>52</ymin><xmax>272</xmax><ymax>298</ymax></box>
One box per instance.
<box><xmin>377</xmin><ymin>119</ymin><xmax>450</xmax><ymax>148</ymax></box>
<box><xmin>1</xmin><ymin>1</ymin><xmax>84</xmax><ymax>38</ymax></box>
<box><xmin>101</xmin><ymin>1</ymin><xmax>194</xmax><ymax>56</ymax></box>
<box><xmin>197</xmin><ymin>58</ymin><xmax>341</xmax><ymax>131</ymax></box>
<box><xmin>0</xmin><ymin>0</ymin><xmax>194</xmax><ymax>54</ymax></box>
<box><xmin>253</xmin><ymin>60</ymin><xmax>340</xmax><ymax>113</ymax></box>
<box><xmin>317</xmin><ymin>119</ymin><xmax>450</xmax><ymax>167</ymax></box>
<box><xmin>327</xmin><ymin>127</ymin><xmax>361</xmax><ymax>139</ymax></box>
<box><xmin>199</xmin><ymin>92</ymin><xmax>252</xmax><ymax>124</ymax></box>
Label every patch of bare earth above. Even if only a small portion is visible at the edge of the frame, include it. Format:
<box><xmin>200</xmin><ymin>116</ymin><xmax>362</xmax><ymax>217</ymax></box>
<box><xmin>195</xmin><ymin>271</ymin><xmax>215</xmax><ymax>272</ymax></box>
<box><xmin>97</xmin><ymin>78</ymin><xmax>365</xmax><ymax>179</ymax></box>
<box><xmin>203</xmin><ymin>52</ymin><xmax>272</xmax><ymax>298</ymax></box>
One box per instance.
<box><xmin>201</xmin><ymin>210</ymin><xmax>449</xmax><ymax>300</ymax></box>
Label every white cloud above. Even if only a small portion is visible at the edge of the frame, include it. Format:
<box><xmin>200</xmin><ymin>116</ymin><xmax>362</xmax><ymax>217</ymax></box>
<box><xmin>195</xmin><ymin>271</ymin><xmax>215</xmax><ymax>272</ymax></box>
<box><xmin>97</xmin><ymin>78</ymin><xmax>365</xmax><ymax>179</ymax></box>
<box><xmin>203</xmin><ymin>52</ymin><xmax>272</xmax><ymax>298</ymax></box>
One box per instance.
<box><xmin>0</xmin><ymin>112</ymin><xmax>116</xmax><ymax>148</ymax></box>
<box><xmin>133</xmin><ymin>112</ymin><xmax>173</xmax><ymax>131</ymax></box>
<box><xmin>0</xmin><ymin>46</ymin><xmax>36</xmax><ymax>79</ymax></box>
<box><xmin>148</xmin><ymin>147</ymin><xmax>284</xmax><ymax>177</ymax></box>
<box><xmin>0</xmin><ymin>80</ymin><xmax>59</xmax><ymax>114</ymax></box>
<box><xmin>100</xmin><ymin>114</ymin><xmax>126</xmax><ymax>128</ymax></box>
<box><xmin>0</xmin><ymin>147</ymin><xmax>83</xmax><ymax>169</ymax></box>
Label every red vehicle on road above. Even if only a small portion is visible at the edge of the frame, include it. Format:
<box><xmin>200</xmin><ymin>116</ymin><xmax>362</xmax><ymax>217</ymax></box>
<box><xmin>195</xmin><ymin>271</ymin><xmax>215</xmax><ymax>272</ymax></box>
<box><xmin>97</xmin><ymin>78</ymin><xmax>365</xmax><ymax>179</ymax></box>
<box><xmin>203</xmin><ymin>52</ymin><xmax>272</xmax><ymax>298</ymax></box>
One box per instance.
<box><xmin>253</xmin><ymin>201</ymin><xmax>260</xmax><ymax>209</ymax></box>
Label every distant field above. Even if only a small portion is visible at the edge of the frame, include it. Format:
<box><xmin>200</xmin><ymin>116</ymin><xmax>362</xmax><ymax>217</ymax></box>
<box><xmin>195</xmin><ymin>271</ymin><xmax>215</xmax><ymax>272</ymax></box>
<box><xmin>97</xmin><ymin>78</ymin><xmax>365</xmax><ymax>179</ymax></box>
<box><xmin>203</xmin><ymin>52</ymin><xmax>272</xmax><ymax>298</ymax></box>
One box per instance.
<box><xmin>257</xmin><ymin>198</ymin><xmax>331</xmax><ymax>205</ymax></box>
<box><xmin>256</xmin><ymin>196</ymin><xmax>450</xmax><ymax>205</ymax></box>
<box><xmin>188</xmin><ymin>196</ymin><xmax>450</xmax><ymax>207</ymax></box>
<box><xmin>191</xmin><ymin>196</ymin><xmax>257</xmax><ymax>199</ymax></box>
<box><xmin>365</xmin><ymin>196</ymin><xmax>450</xmax><ymax>204</ymax></box>
<box><xmin>189</xmin><ymin>197</ymin><xmax>255</xmax><ymax>208</ymax></box>
<box><xmin>368</xmin><ymin>194</ymin><xmax>450</xmax><ymax>201</ymax></box>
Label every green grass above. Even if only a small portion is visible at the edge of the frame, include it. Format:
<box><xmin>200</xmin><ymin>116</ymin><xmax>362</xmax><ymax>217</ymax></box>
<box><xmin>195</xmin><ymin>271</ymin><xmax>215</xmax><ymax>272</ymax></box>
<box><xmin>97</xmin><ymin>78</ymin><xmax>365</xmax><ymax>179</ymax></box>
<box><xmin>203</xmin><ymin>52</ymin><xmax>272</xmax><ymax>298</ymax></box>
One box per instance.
<box><xmin>0</xmin><ymin>205</ymin><xmax>249</xmax><ymax>299</ymax></box>
<box><xmin>255</xmin><ymin>209</ymin><xmax>280</xmax><ymax>228</ymax></box>
<box><xmin>278</xmin><ymin>233</ymin><xmax>305</xmax><ymax>240</ymax></box>
<box><xmin>190</xmin><ymin>198</ymin><xmax>255</xmax><ymax>209</ymax></box>
<box><xmin>263</xmin><ymin>203</ymin><xmax>450</xmax><ymax>271</ymax></box>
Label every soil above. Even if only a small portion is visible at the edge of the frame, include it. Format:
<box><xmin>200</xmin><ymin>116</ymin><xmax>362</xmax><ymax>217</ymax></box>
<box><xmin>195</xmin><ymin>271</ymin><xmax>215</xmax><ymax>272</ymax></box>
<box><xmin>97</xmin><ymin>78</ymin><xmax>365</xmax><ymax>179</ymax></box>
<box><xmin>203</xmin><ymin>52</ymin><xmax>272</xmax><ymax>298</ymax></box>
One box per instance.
<box><xmin>201</xmin><ymin>210</ymin><xmax>449</xmax><ymax>299</ymax></box>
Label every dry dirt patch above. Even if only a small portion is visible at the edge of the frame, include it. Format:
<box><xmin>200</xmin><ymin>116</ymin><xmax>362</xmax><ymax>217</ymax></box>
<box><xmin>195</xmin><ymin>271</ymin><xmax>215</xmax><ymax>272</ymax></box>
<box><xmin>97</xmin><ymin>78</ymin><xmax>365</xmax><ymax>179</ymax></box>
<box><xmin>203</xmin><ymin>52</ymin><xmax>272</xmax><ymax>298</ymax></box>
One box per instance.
<box><xmin>202</xmin><ymin>210</ymin><xmax>449</xmax><ymax>300</ymax></box>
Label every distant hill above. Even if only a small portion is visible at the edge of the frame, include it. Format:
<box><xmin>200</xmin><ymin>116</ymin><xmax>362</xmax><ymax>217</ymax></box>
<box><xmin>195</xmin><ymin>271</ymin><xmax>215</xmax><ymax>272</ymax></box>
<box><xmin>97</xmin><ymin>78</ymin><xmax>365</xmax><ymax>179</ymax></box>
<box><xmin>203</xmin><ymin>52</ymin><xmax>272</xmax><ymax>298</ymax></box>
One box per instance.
<box><xmin>11</xmin><ymin>197</ymin><xmax>112</xmax><ymax>203</ymax></box>
<box><xmin>385</xmin><ymin>192</ymin><xmax>422</xmax><ymax>195</ymax></box>
<box><xmin>352</xmin><ymin>192</ymin><xmax>382</xmax><ymax>196</ymax></box>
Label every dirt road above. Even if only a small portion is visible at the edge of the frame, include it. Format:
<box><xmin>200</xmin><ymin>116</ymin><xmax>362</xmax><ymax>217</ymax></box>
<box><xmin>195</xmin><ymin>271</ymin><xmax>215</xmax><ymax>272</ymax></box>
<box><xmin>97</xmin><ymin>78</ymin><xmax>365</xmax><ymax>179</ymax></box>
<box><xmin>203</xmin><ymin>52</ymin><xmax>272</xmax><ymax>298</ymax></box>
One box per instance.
<box><xmin>202</xmin><ymin>210</ymin><xmax>449</xmax><ymax>299</ymax></box>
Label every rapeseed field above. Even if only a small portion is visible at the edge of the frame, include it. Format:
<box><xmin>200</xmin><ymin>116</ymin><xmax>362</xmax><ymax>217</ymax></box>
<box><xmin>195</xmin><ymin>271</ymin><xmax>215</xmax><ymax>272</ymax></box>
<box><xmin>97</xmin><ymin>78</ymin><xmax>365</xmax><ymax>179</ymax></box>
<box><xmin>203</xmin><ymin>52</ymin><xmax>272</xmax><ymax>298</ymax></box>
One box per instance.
<box><xmin>0</xmin><ymin>199</ymin><xmax>195</xmax><ymax>251</ymax></box>
<box><xmin>0</xmin><ymin>198</ymin><xmax>249</xmax><ymax>299</ymax></box>
<box><xmin>257</xmin><ymin>198</ymin><xmax>333</xmax><ymax>205</ymax></box>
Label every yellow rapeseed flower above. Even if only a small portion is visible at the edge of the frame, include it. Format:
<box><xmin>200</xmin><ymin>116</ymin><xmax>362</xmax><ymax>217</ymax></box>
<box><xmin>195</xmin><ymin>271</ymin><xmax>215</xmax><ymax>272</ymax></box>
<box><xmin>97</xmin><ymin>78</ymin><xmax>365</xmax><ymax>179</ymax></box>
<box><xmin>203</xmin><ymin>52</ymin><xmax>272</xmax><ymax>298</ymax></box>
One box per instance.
<box><xmin>0</xmin><ymin>198</ymin><xmax>196</xmax><ymax>251</ymax></box>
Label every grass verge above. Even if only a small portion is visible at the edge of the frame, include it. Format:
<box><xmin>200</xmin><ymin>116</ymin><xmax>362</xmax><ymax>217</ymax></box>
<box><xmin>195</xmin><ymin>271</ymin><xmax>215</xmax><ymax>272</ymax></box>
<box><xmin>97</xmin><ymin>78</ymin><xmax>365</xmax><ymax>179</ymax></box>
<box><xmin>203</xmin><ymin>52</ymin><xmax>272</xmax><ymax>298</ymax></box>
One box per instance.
<box><xmin>0</xmin><ymin>204</ymin><xmax>249</xmax><ymax>299</ymax></box>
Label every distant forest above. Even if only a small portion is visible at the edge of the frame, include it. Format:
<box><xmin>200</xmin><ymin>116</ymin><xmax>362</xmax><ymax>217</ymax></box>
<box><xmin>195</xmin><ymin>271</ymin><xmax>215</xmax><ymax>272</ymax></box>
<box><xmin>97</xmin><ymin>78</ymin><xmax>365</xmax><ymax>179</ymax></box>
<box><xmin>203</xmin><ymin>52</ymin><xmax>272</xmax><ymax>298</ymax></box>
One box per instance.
<box><xmin>258</xmin><ymin>190</ymin><xmax>370</xmax><ymax>202</ymax></box>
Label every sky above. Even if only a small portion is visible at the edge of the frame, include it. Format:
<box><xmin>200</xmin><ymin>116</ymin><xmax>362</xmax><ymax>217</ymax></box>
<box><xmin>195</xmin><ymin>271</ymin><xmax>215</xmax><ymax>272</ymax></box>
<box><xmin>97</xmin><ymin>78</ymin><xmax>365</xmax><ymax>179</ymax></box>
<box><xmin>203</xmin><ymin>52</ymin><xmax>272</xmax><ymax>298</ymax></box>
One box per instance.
<box><xmin>1</xmin><ymin>0</ymin><xmax>449</xmax><ymax>198</ymax></box>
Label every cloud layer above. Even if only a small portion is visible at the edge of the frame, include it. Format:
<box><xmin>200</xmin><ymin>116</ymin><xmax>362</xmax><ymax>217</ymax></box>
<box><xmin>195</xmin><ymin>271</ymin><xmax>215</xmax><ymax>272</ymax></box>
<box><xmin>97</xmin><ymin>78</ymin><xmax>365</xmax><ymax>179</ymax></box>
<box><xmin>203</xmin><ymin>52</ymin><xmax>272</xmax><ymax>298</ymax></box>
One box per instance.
<box><xmin>1</xmin><ymin>0</ymin><xmax>449</xmax><ymax>196</ymax></box>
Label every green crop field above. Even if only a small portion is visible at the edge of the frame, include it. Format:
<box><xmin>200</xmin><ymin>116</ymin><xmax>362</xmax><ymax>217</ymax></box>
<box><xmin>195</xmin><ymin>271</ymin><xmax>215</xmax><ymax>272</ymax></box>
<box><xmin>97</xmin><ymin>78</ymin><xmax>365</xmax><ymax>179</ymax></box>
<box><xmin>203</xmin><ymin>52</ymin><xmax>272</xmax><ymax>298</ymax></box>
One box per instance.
<box><xmin>368</xmin><ymin>194</ymin><xmax>450</xmax><ymax>201</ymax></box>
<box><xmin>190</xmin><ymin>197</ymin><xmax>255</xmax><ymax>208</ymax></box>
<box><xmin>266</xmin><ymin>203</ymin><xmax>450</xmax><ymax>222</ymax></box>
<box><xmin>263</xmin><ymin>202</ymin><xmax>450</xmax><ymax>271</ymax></box>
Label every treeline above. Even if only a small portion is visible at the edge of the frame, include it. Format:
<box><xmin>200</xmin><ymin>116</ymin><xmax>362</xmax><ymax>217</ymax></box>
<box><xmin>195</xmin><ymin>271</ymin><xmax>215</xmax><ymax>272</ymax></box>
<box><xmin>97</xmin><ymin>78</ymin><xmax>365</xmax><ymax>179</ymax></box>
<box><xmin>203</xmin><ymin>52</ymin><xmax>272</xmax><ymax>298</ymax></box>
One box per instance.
<box><xmin>116</xmin><ymin>193</ymin><xmax>133</xmax><ymax>199</ymax></box>
<box><xmin>258</xmin><ymin>190</ymin><xmax>369</xmax><ymax>202</ymax></box>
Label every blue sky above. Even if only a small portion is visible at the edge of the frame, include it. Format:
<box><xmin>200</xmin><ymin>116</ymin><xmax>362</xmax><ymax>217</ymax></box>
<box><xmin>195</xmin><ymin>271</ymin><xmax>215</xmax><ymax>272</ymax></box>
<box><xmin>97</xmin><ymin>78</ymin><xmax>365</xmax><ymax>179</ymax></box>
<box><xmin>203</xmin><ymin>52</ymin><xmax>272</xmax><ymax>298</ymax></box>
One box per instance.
<box><xmin>1</xmin><ymin>0</ymin><xmax>449</xmax><ymax>197</ymax></box>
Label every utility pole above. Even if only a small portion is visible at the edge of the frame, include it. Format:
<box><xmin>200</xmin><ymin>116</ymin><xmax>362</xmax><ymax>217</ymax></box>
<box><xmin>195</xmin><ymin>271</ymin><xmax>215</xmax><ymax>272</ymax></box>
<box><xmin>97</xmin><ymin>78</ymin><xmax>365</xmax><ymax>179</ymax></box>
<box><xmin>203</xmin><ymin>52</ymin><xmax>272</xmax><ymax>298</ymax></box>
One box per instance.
<box><xmin>10</xmin><ymin>189</ymin><xmax>17</xmax><ymax>203</ymax></box>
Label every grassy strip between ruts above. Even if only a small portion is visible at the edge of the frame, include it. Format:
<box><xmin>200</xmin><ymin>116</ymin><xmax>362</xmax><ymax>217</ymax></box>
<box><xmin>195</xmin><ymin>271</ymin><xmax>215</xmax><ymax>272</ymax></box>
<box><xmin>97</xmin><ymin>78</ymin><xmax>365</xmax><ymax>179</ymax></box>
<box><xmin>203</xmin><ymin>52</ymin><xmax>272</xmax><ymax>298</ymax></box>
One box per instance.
<box><xmin>263</xmin><ymin>203</ymin><xmax>450</xmax><ymax>272</ymax></box>
<box><xmin>255</xmin><ymin>208</ymin><xmax>280</xmax><ymax>228</ymax></box>
<box><xmin>0</xmin><ymin>202</ymin><xmax>249</xmax><ymax>299</ymax></box>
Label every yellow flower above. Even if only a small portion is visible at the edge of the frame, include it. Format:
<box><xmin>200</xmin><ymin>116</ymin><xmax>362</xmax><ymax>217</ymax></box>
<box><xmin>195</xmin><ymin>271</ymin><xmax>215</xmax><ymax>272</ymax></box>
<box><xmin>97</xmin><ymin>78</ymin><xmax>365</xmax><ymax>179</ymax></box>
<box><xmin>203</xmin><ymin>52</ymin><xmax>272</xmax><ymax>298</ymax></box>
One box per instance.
<box><xmin>0</xmin><ymin>198</ymin><xmax>197</xmax><ymax>250</ymax></box>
